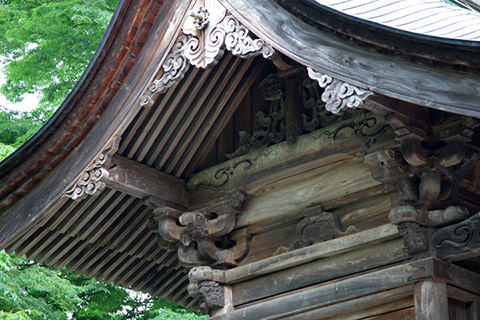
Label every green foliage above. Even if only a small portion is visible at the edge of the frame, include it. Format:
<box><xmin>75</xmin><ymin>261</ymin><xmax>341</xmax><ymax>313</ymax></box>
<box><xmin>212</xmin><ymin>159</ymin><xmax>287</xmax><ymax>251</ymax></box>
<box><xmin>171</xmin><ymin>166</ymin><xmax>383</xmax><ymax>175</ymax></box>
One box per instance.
<box><xmin>0</xmin><ymin>105</ymin><xmax>54</xmax><ymax>161</ymax></box>
<box><xmin>0</xmin><ymin>1</ymin><xmax>207</xmax><ymax>318</ymax></box>
<box><xmin>0</xmin><ymin>142</ymin><xmax>15</xmax><ymax>160</ymax></box>
<box><xmin>149</xmin><ymin>301</ymin><xmax>209</xmax><ymax>320</ymax></box>
<box><xmin>0</xmin><ymin>0</ymin><xmax>117</xmax><ymax>109</ymax></box>
<box><xmin>0</xmin><ymin>250</ymin><xmax>206</xmax><ymax>320</ymax></box>
<box><xmin>0</xmin><ymin>251</ymin><xmax>81</xmax><ymax>320</ymax></box>
<box><xmin>0</xmin><ymin>0</ymin><xmax>117</xmax><ymax>161</ymax></box>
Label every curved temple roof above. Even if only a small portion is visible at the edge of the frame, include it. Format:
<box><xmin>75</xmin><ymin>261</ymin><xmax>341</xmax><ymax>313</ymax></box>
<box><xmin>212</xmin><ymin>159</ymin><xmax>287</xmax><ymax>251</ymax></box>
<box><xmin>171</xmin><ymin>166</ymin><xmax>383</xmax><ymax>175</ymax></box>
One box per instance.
<box><xmin>314</xmin><ymin>0</ymin><xmax>480</xmax><ymax>41</ymax></box>
<box><xmin>0</xmin><ymin>0</ymin><xmax>480</xmax><ymax>310</ymax></box>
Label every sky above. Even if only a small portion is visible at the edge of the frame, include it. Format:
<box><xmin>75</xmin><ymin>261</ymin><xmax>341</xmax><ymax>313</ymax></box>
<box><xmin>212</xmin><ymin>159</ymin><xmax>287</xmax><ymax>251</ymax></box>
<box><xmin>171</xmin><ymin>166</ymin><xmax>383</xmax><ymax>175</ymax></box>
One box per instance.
<box><xmin>0</xmin><ymin>63</ymin><xmax>39</xmax><ymax>112</ymax></box>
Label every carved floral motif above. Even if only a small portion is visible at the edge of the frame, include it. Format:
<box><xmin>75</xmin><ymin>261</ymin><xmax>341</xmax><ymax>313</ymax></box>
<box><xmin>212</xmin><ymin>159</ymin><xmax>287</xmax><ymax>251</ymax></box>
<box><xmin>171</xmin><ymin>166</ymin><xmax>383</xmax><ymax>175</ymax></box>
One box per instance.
<box><xmin>307</xmin><ymin>68</ymin><xmax>373</xmax><ymax>114</ymax></box>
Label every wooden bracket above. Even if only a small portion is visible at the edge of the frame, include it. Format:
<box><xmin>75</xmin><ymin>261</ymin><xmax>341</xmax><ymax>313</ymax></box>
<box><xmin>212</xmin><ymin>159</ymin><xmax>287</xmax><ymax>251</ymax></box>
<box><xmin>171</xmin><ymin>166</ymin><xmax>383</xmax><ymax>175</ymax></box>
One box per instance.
<box><xmin>365</xmin><ymin>100</ymin><xmax>480</xmax><ymax>211</ymax></box>
<box><xmin>64</xmin><ymin>136</ymin><xmax>120</xmax><ymax>200</ymax></box>
<box><xmin>187</xmin><ymin>266</ymin><xmax>229</xmax><ymax>315</ymax></box>
<box><xmin>151</xmin><ymin>192</ymin><xmax>249</xmax><ymax>267</ymax></box>
<box><xmin>389</xmin><ymin>204</ymin><xmax>471</xmax><ymax>257</ymax></box>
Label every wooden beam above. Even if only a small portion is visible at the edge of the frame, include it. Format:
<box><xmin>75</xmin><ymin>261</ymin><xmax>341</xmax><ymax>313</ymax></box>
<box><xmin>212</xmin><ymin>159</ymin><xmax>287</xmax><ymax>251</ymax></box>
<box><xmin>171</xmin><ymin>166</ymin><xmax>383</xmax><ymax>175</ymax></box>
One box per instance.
<box><xmin>212</xmin><ymin>259</ymin><xmax>433</xmax><ymax>320</ymax></box>
<box><xmin>232</xmin><ymin>239</ymin><xmax>407</xmax><ymax>306</ymax></box>
<box><xmin>224</xmin><ymin>224</ymin><xmax>399</xmax><ymax>284</ymax></box>
<box><xmin>187</xmin><ymin>112</ymin><xmax>394</xmax><ymax>195</ymax></box>
<box><xmin>414</xmin><ymin>281</ymin><xmax>449</xmax><ymax>320</ymax></box>
<box><xmin>285</xmin><ymin>286</ymin><xmax>414</xmax><ymax>320</ymax></box>
<box><xmin>103</xmin><ymin>155</ymin><xmax>187</xmax><ymax>208</ymax></box>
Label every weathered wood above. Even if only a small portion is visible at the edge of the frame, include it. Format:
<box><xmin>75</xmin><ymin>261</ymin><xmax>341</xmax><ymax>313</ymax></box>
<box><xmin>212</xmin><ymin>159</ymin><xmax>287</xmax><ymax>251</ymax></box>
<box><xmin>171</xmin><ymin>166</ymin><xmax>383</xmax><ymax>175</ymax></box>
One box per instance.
<box><xmin>103</xmin><ymin>155</ymin><xmax>187</xmax><ymax>208</ymax></box>
<box><xmin>414</xmin><ymin>281</ymin><xmax>449</xmax><ymax>320</ymax></box>
<box><xmin>236</xmin><ymin>159</ymin><xmax>383</xmax><ymax>228</ymax></box>
<box><xmin>187</xmin><ymin>112</ymin><xmax>392</xmax><ymax>193</ymax></box>
<box><xmin>220</xmin><ymin>0</ymin><xmax>480</xmax><ymax>118</ymax></box>
<box><xmin>223</xmin><ymin>224</ymin><xmax>399</xmax><ymax>284</ymax></box>
<box><xmin>278</xmin><ymin>286</ymin><xmax>414</xmax><ymax>320</ymax></box>
<box><xmin>433</xmin><ymin>212</ymin><xmax>480</xmax><ymax>261</ymax></box>
<box><xmin>431</xmin><ymin>259</ymin><xmax>480</xmax><ymax>296</ymax></box>
<box><xmin>363</xmin><ymin>308</ymin><xmax>414</xmax><ymax>320</ymax></box>
<box><xmin>232</xmin><ymin>239</ymin><xmax>407</xmax><ymax>305</ymax></box>
<box><xmin>0</xmin><ymin>0</ymin><xmax>191</xmax><ymax>250</ymax></box>
<box><xmin>212</xmin><ymin>259</ymin><xmax>433</xmax><ymax>320</ymax></box>
<box><xmin>447</xmin><ymin>286</ymin><xmax>480</xmax><ymax>319</ymax></box>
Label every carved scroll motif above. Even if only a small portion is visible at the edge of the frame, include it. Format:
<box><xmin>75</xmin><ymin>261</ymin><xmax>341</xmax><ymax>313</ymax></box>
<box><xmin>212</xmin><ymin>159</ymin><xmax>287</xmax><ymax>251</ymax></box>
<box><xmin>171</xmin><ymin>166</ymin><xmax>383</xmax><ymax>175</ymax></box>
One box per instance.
<box><xmin>184</xmin><ymin>9</ymin><xmax>274</xmax><ymax>69</ymax></box>
<box><xmin>302</xmin><ymin>77</ymin><xmax>348</xmax><ymax>132</ymax></box>
<box><xmin>140</xmin><ymin>2</ymin><xmax>274</xmax><ymax>106</ymax></box>
<box><xmin>140</xmin><ymin>35</ymin><xmax>190</xmax><ymax>106</ymax></box>
<box><xmin>227</xmin><ymin>74</ymin><xmax>285</xmax><ymax>158</ymax></box>
<box><xmin>307</xmin><ymin>68</ymin><xmax>373</xmax><ymax>114</ymax></box>
<box><xmin>64</xmin><ymin>137</ymin><xmax>120</xmax><ymax>200</ymax></box>
<box><xmin>295</xmin><ymin>205</ymin><xmax>356</xmax><ymax>248</ymax></box>
<box><xmin>389</xmin><ymin>204</ymin><xmax>469</xmax><ymax>255</ymax></box>
<box><xmin>432</xmin><ymin>212</ymin><xmax>480</xmax><ymax>253</ymax></box>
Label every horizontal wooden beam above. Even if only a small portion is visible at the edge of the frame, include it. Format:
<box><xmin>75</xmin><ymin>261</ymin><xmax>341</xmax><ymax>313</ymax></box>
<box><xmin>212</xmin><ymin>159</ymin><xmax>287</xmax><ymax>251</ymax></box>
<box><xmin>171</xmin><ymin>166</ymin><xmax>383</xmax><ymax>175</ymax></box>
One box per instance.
<box><xmin>213</xmin><ymin>259</ymin><xmax>433</xmax><ymax>320</ymax></box>
<box><xmin>232</xmin><ymin>239</ymin><xmax>406</xmax><ymax>305</ymax></box>
<box><xmin>188</xmin><ymin>112</ymin><xmax>393</xmax><ymax>193</ymax></box>
<box><xmin>214</xmin><ymin>258</ymin><xmax>480</xmax><ymax>320</ymax></box>
<box><xmin>224</xmin><ymin>224</ymin><xmax>399</xmax><ymax>284</ymax></box>
<box><xmin>103</xmin><ymin>155</ymin><xmax>188</xmax><ymax>208</ymax></box>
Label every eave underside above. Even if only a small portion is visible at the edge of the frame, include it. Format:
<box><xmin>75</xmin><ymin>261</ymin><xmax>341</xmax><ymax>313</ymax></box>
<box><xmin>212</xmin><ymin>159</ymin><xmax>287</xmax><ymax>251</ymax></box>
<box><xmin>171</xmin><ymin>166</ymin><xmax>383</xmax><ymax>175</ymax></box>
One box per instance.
<box><xmin>1</xmin><ymin>0</ymin><xmax>480</xmax><ymax>311</ymax></box>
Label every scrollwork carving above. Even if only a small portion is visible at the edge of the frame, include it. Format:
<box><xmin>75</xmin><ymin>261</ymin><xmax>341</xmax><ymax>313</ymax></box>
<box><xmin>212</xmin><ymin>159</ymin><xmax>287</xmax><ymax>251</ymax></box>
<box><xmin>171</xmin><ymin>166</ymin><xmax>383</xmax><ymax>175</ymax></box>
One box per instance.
<box><xmin>432</xmin><ymin>212</ymin><xmax>480</xmax><ymax>252</ymax></box>
<box><xmin>183</xmin><ymin>8</ymin><xmax>274</xmax><ymax>68</ymax></box>
<box><xmin>203</xmin><ymin>160</ymin><xmax>253</xmax><ymax>189</ymax></box>
<box><xmin>140</xmin><ymin>35</ymin><xmax>190</xmax><ymax>106</ymax></box>
<box><xmin>227</xmin><ymin>74</ymin><xmax>285</xmax><ymax>158</ymax></box>
<box><xmin>389</xmin><ymin>205</ymin><xmax>469</xmax><ymax>256</ymax></box>
<box><xmin>221</xmin><ymin>15</ymin><xmax>274</xmax><ymax>59</ymax></box>
<box><xmin>295</xmin><ymin>205</ymin><xmax>356</xmax><ymax>248</ymax></box>
<box><xmin>64</xmin><ymin>137</ymin><xmax>120</xmax><ymax>200</ymax></box>
<box><xmin>307</xmin><ymin>68</ymin><xmax>373</xmax><ymax>114</ymax></box>
<box><xmin>141</xmin><ymin>2</ymin><xmax>274</xmax><ymax>106</ymax></box>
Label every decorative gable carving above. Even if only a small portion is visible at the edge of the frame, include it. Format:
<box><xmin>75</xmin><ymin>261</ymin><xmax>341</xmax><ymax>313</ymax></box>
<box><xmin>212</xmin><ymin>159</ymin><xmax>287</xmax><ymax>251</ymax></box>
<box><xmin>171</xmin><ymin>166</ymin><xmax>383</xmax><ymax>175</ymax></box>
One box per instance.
<box><xmin>140</xmin><ymin>0</ymin><xmax>274</xmax><ymax>106</ymax></box>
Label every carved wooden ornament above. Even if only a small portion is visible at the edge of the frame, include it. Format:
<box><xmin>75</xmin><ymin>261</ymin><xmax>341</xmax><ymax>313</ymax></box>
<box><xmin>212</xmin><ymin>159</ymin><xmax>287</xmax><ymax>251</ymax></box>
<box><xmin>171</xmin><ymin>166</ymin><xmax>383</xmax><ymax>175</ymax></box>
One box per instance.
<box><xmin>140</xmin><ymin>0</ymin><xmax>274</xmax><ymax>105</ymax></box>
<box><xmin>433</xmin><ymin>212</ymin><xmax>480</xmax><ymax>259</ymax></box>
<box><xmin>307</xmin><ymin>68</ymin><xmax>373</xmax><ymax>114</ymax></box>
<box><xmin>188</xmin><ymin>266</ymin><xmax>226</xmax><ymax>314</ymax></box>
<box><xmin>64</xmin><ymin>137</ymin><xmax>120</xmax><ymax>200</ymax></box>
<box><xmin>153</xmin><ymin>192</ymin><xmax>249</xmax><ymax>266</ymax></box>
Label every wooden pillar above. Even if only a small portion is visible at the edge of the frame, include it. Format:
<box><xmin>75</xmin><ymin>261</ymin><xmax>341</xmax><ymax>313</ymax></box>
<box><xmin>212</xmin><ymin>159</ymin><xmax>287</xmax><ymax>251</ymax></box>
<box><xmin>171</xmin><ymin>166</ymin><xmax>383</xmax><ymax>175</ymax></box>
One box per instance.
<box><xmin>415</xmin><ymin>281</ymin><xmax>448</xmax><ymax>320</ymax></box>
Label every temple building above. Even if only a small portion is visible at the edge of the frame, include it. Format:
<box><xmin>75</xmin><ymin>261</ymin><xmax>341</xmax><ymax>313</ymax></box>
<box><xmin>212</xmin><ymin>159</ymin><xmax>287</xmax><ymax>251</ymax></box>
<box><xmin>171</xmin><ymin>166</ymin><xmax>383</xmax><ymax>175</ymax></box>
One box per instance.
<box><xmin>1</xmin><ymin>0</ymin><xmax>480</xmax><ymax>318</ymax></box>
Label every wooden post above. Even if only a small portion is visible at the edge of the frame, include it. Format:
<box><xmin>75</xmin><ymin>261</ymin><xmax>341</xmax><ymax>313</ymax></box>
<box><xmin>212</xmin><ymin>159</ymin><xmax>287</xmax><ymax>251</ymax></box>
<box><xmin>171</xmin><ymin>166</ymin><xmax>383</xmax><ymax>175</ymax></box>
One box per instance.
<box><xmin>415</xmin><ymin>281</ymin><xmax>448</xmax><ymax>320</ymax></box>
